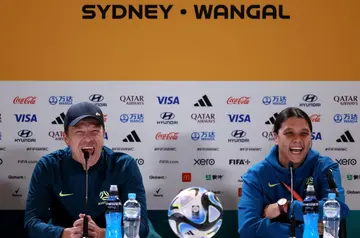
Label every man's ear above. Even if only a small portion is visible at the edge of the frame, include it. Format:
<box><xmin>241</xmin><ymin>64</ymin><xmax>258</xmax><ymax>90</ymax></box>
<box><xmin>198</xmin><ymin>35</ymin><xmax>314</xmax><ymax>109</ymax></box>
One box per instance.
<box><xmin>273</xmin><ymin>132</ymin><xmax>279</xmax><ymax>145</ymax></box>
<box><xmin>64</xmin><ymin>131</ymin><xmax>70</xmax><ymax>146</ymax></box>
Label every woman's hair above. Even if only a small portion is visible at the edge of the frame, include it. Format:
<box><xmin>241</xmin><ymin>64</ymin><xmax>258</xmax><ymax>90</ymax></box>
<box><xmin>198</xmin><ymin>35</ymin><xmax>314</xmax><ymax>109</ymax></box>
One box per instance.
<box><xmin>273</xmin><ymin>107</ymin><xmax>312</xmax><ymax>134</ymax></box>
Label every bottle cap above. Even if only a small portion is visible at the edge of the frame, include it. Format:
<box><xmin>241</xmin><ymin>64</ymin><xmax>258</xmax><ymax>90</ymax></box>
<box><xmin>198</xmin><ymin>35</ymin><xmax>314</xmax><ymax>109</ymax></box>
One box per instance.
<box><xmin>110</xmin><ymin>185</ymin><xmax>118</xmax><ymax>192</ymax></box>
<box><xmin>307</xmin><ymin>185</ymin><xmax>315</xmax><ymax>192</ymax></box>
<box><xmin>128</xmin><ymin>193</ymin><xmax>136</xmax><ymax>200</ymax></box>
<box><xmin>328</xmin><ymin>193</ymin><xmax>336</xmax><ymax>199</ymax></box>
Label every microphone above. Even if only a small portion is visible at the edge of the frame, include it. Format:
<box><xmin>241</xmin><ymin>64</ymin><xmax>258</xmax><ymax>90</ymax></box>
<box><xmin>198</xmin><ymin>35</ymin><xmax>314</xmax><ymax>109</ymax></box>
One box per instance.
<box><xmin>326</xmin><ymin>169</ymin><xmax>339</xmax><ymax>197</ymax></box>
<box><xmin>289</xmin><ymin>162</ymin><xmax>296</xmax><ymax>238</ymax></box>
<box><xmin>82</xmin><ymin>148</ymin><xmax>90</xmax><ymax>238</ymax></box>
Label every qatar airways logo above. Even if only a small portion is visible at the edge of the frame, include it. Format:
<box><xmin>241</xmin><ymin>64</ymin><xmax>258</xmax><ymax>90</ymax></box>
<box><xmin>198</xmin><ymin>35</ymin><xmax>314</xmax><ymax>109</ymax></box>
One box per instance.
<box><xmin>48</xmin><ymin>131</ymin><xmax>64</xmax><ymax>141</ymax></box>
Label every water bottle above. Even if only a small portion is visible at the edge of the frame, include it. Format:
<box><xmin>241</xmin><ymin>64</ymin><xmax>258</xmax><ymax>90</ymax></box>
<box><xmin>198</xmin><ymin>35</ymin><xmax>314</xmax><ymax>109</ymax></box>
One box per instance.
<box><xmin>123</xmin><ymin>193</ymin><xmax>141</xmax><ymax>238</ymax></box>
<box><xmin>302</xmin><ymin>184</ymin><xmax>319</xmax><ymax>238</ymax></box>
<box><xmin>323</xmin><ymin>193</ymin><xmax>340</xmax><ymax>238</ymax></box>
<box><xmin>105</xmin><ymin>185</ymin><xmax>123</xmax><ymax>238</ymax></box>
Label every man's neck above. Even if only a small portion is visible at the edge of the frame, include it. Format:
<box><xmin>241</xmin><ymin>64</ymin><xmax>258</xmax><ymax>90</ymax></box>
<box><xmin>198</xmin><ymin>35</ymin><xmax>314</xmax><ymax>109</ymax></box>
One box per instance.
<box><xmin>278</xmin><ymin>155</ymin><xmax>289</xmax><ymax>168</ymax></box>
<box><xmin>278</xmin><ymin>155</ymin><xmax>303</xmax><ymax>169</ymax></box>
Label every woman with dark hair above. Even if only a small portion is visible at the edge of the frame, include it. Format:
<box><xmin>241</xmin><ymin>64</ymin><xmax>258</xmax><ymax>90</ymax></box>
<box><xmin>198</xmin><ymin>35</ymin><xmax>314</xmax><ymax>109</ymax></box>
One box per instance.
<box><xmin>237</xmin><ymin>107</ymin><xmax>350</xmax><ymax>238</ymax></box>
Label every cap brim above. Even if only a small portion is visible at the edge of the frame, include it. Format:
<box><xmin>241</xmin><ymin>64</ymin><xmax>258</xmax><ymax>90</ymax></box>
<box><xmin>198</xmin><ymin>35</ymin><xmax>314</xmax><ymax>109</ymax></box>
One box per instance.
<box><xmin>68</xmin><ymin>115</ymin><xmax>103</xmax><ymax>127</ymax></box>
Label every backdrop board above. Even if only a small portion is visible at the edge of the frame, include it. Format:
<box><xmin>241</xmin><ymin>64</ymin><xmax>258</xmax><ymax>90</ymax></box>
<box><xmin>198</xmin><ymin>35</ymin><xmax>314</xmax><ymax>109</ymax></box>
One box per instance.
<box><xmin>0</xmin><ymin>81</ymin><xmax>359</xmax><ymax>213</ymax></box>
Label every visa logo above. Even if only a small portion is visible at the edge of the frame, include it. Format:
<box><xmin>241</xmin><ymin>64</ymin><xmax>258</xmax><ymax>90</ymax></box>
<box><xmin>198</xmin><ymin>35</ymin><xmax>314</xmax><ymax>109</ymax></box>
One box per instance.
<box><xmin>312</xmin><ymin>132</ymin><xmax>322</xmax><ymax>140</ymax></box>
<box><xmin>14</xmin><ymin>114</ymin><xmax>37</xmax><ymax>122</ymax></box>
<box><xmin>157</xmin><ymin>96</ymin><xmax>180</xmax><ymax>105</ymax></box>
<box><xmin>228</xmin><ymin>114</ymin><xmax>251</xmax><ymax>123</ymax></box>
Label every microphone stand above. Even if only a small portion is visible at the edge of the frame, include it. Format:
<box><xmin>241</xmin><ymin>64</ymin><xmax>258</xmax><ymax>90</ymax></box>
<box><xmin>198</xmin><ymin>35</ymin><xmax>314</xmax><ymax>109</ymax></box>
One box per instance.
<box><xmin>82</xmin><ymin>150</ymin><xmax>90</xmax><ymax>238</ymax></box>
<box><xmin>289</xmin><ymin>162</ymin><xmax>296</xmax><ymax>238</ymax></box>
<box><xmin>326</xmin><ymin>169</ymin><xmax>339</xmax><ymax>197</ymax></box>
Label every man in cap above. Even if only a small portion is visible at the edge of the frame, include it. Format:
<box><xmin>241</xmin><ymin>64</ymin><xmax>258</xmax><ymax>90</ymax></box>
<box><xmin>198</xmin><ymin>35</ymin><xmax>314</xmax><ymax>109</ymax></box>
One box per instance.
<box><xmin>24</xmin><ymin>101</ymin><xmax>149</xmax><ymax>238</ymax></box>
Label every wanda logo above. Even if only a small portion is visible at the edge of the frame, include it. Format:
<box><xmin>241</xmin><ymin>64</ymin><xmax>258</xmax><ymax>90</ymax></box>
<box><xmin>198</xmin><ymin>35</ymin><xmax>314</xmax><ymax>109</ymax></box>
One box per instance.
<box><xmin>310</xmin><ymin>114</ymin><xmax>321</xmax><ymax>122</ymax></box>
<box><xmin>155</xmin><ymin>132</ymin><xmax>179</xmax><ymax>140</ymax></box>
<box><xmin>227</xmin><ymin>97</ymin><xmax>250</xmax><ymax>104</ymax></box>
<box><xmin>13</xmin><ymin>96</ymin><xmax>36</xmax><ymax>104</ymax></box>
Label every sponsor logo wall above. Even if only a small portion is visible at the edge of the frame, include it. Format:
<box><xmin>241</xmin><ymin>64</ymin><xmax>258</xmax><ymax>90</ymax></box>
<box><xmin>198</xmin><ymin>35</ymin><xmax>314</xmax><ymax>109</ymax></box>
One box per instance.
<box><xmin>0</xmin><ymin>81</ymin><xmax>359</xmax><ymax>210</ymax></box>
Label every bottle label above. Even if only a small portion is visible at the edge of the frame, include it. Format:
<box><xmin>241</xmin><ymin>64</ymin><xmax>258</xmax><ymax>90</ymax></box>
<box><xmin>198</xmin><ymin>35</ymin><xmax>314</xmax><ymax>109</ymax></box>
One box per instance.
<box><xmin>324</xmin><ymin>207</ymin><xmax>338</xmax><ymax>218</ymax></box>
<box><xmin>124</xmin><ymin>207</ymin><xmax>140</xmax><ymax>219</ymax></box>
<box><xmin>303</xmin><ymin>202</ymin><xmax>319</xmax><ymax>214</ymax></box>
<box><xmin>106</xmin><ymin>201</ymin><xmax>122</xmax><ymax>212</ymax></box>
<box><xmin>323</xmin><ymin>230</ymin><xmax>335</xmax><ymax>238</ymax></box>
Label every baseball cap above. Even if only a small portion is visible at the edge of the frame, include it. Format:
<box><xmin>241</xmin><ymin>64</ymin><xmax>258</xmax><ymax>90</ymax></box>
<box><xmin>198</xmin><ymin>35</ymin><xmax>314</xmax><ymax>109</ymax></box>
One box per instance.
<box><xmin>64</xmin><ymin>101</ymin><xmax>105</xmax><ymax>131</ymax></box>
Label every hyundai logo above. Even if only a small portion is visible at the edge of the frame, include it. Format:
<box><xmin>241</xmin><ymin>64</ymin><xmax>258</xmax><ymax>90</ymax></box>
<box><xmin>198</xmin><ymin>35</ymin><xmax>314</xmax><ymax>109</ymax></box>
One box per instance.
<box><xmin>302</xmin><ymin>94</ymin><xmax>318</xmax><ymax>102</ymax></box>
<box><xmin>160</xmin><ymin>112</ymin><xmax>175</xmax><ymax>120</ymax></box>
<box><xmin>231</xmin><ymin>130</ymin><xmax>246</xmax><ymax>138</ymax></box>
<box><xmin>89</xmin><ymin>94</ymin><xmax>104</xmax><ymax>102</ymax></box>
<box><xmin>18</xmin><ymin>130</ymin><xmax>33</xmax><ymax>138</ymax></box>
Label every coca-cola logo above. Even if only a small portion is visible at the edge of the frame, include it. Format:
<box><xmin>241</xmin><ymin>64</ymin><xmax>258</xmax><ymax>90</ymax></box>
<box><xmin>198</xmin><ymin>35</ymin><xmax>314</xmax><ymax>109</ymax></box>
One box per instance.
<box><xmin>155</xmin><ymin>132</ymin><xmax>179</xmax><ymax>140</ymax></box>
<box><xmin>227</xmin><ymin>96</ymin><xmax>250</xmax><ymax>105</ymax></box>
<box><xmin>310</xmin><ymin>114</ymin><xmax>321</xmax><ymax>122</ymax></box>
<box><xmin>13</xmin><ymin>96</ymin><xmax>36</xmax><ymax>104</ymax></box>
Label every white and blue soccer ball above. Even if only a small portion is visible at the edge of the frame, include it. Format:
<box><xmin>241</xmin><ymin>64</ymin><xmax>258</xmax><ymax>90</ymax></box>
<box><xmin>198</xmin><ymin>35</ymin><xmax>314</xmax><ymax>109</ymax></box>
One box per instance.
<box><xmin>168</xmin><ymin>187</ymin><xmax>223</xmax><ymax>238</ymax></box>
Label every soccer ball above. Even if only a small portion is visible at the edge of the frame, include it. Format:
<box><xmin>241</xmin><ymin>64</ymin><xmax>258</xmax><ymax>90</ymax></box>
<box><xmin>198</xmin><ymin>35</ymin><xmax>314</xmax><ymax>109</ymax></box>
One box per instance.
<box><xmin>168</xmin><ymin>187</ymin><xmax>223</xmax><ymax>238</ymax></box>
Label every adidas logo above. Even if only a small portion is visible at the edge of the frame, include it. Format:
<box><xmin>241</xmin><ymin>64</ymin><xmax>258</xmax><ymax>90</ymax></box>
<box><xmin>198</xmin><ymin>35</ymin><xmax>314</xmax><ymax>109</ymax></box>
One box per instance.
<box><xmin>336</xmin><ymin>130</ymin><xmax>355</xmax><ymax>143</ymax></box>
<box><xmin>265</xmin><ymin>113</ymin><xmax>279</xmax><ymax>125</ymax></box>
<box><xmin>51</xmin><ymin>112</ymin><xmax>65</xmax><ymax>124</ymax></box>
<box><xmin>184</xmin><ymin>230</ymin><xmax>195</xmax><ymax>235</ymax></box>
<box><xmin>123</xmin><ymin>130</ymin><xmax>141</xmax><ymax>142</ymax></box>
<box><xmin>194</xmin><ymin>95</ymin><xmax>212</xmax><ymax>107</ymax></box>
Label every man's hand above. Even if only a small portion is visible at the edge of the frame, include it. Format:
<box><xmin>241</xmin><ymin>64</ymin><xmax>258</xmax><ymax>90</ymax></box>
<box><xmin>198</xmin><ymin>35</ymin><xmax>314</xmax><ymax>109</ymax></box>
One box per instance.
<box><xmin>263</xmin><ymin>202</ymin><xmax>288</xmax><ymax>219</ymax></box>
<box><xmin>318</xmin><ymin>221</ymin><xmax>324</xmax><ymax>235</ymax></box>
<box><xmin>61</xmin><ymin>227</ymin><xmax>83</xmax><ymax>238</ymax></box>
<box><xmin>73</xmin><ymin>214</ymin><xmax>105</xmax><ymax>238</ymax></box>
